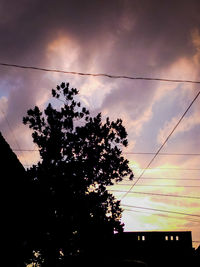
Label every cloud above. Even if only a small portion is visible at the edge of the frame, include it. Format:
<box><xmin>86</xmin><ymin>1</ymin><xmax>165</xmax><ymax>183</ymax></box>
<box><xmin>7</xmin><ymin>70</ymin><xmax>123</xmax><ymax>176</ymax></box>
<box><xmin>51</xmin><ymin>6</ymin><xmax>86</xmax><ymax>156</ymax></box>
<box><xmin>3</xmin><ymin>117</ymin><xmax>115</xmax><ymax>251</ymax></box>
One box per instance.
<box><xmin>157</xmin><ymin>104</ymin><xmax>200</xmax><ymax>145</ymax></box>
<box><xmin>192</xmin><ymin>28</ymin><xmax>200</xmax><ymax>64</ymax></box>
<box><xmin>0</xmin><ymin>96</ymin><xmax>8</xmax><ymax>121</ymax></box>
<box><xmin>0</xmin><ymin>0</ymin><xmax>200</xmax><ymax>243</ymax></box>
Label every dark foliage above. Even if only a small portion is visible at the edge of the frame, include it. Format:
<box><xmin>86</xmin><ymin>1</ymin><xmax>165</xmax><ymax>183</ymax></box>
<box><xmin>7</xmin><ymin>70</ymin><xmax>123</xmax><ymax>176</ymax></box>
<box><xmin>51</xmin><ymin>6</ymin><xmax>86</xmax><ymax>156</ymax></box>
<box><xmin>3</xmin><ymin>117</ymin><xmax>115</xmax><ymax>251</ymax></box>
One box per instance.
<box><xmin>23</xmin><ymin>82</ymin><xmax>133</xmax><ymax>266</ymax></box>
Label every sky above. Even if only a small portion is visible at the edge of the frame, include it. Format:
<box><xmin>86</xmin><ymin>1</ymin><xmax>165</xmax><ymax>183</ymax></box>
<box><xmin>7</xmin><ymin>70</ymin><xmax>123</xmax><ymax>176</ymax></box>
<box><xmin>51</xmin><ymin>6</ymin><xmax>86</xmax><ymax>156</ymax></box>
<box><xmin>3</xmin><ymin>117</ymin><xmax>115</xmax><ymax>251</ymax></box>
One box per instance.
<box><xmin>0</xmin><ymin>0</ymin><xmax>199</xmax><ymax>248</ymax></box>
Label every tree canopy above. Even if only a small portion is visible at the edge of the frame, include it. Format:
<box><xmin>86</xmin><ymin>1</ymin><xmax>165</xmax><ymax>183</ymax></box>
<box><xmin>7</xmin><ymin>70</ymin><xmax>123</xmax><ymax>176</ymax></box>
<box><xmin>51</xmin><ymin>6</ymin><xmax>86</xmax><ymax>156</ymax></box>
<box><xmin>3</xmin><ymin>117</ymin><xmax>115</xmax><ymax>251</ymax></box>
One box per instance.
<box><xmin>23</xmin><ymin>82</ymin><xmax>133</xmax><ymax>266</ymax></box>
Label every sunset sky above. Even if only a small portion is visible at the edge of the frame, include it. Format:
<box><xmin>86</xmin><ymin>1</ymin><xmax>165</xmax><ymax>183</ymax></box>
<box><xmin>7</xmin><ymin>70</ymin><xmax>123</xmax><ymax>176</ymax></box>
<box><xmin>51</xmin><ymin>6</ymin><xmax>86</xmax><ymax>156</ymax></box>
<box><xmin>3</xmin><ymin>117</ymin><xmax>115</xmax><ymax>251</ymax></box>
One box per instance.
<box><xmin>0</xmin><ymin>0</ymin><xmax>199</xmax><ymax>248</ymax></box>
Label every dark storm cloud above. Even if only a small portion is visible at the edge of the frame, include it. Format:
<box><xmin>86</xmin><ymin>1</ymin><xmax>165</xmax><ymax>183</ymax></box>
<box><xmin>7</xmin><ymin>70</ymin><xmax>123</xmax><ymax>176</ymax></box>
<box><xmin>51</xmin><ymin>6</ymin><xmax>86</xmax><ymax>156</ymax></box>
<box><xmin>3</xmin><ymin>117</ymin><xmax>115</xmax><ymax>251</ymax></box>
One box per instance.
<box><xmin>0</xmin><ymin>0</ymin><xmax>199</xmax><ymax>68</ymax></box>
<box><xmin>0</xmin><ymin>0</ymin><xmax>122</xmax><ymax>65</ymax></box>
<box><xmin>101</xmin><ymin>1</ymin><xmax>200</xmax><ymax>77</ymax></box>
<box><xmin>1</xmin><ymin>0</ymin><xmax>200</xmax><ymax>147</ymax></box>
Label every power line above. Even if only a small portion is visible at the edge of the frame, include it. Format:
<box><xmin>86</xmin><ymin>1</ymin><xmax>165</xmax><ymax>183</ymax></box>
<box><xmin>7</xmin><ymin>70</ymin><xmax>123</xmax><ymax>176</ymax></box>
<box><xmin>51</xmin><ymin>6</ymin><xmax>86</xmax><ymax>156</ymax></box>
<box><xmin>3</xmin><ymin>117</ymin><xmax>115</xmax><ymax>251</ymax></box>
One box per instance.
<box><xmin>12</xmin><ymin>150</ymin><xmax>200</xmax><ymax>170</ymax></box>
<box><xmin>123</xmin><ymin>177</ymin><xmax>200</xmax><ymax>180</ymax></box>
<box><xmin>121</xmin><ymin>90</ymin><xmax>200</xmax><ymax>200</ymax></box>
<box><xmin>108</xmin><ymin>189</ymin><xmax>200</xmax><ymax>200</ymax></box>
<box><xmin>124</xmin><ymin>152</ymin><xmax>200</xmax><ymax>156</ymax></box>
<box><xmin>114</xmin><ymin>184</ymin><xmax>200</xmax><ymax>188</ymax></box>
<box><xmin>12</xmin><ymin>148</ymin><xmax>200</xmax><ymax>157</ymax></box>
<box><xmin>131</xmin><ymin>167</ymin><xmax>200</xmax><ymax>171</ymax></box>
<box><xmin>1</xmin><ymin>62</ymin><xmax>200</xmax><ymax>84</ymax></box>
<box><xmin>135</xmin><ymin>167</ymin><xmax>200</xmax><ymax>170</ymax></box>
<box><xmin>123</xmin><ymin>208</ymin><xmax>200</xmax><ymax>223</ymax></box>
<box><xmin>121</xmin><ymin>204</ymin><xmax>200</xmax><ymax>218</ymax></box>
<box><xmin>22</xmin><ymin>163</ymin><xmax>200</xmax><ymax>171</ymax></box>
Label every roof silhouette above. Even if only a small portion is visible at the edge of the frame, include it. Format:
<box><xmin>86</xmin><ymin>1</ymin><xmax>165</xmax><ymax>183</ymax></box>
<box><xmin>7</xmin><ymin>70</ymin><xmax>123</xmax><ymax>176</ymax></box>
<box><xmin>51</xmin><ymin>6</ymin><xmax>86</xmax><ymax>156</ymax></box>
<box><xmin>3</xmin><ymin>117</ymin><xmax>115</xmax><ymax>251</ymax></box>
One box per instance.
<box><xmin>0</xmin><ymin>132</ymin><xmax>33</xmax><ymax>265</ymax></box>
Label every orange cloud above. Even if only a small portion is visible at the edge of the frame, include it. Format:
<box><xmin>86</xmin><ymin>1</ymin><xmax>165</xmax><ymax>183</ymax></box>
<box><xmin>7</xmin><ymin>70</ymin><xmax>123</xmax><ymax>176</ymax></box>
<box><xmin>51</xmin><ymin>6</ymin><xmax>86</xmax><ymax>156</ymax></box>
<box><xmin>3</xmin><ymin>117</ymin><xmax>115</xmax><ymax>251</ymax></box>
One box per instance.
<box><xmin>46</xmin><ymin>34</ymin><xmax>80</xmax><ymax>74</ymax></box>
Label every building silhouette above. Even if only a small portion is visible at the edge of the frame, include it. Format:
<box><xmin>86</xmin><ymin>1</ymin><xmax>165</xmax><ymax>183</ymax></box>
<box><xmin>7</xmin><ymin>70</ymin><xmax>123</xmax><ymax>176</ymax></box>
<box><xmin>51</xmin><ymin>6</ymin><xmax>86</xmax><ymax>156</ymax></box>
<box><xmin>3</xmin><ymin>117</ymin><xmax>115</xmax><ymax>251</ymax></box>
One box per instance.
<box><xmin>112</xmin><ymin>231</ymin><xmax>193</xmax><ymax>266</ymax></box>
<box><xmin>0</xmin><ymin>132</ymin><xmax>34</xmax><ymax>266</ymax></box>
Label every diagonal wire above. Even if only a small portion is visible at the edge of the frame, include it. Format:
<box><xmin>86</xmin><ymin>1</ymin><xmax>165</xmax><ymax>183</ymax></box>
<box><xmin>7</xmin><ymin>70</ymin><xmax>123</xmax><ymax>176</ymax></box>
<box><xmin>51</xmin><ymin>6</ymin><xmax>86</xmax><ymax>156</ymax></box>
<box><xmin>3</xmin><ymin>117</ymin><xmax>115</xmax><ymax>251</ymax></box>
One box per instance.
<box><xmin>120</xmin><ymin>90</ymin><xmax>200</xmax><ymax>200</ymax></box>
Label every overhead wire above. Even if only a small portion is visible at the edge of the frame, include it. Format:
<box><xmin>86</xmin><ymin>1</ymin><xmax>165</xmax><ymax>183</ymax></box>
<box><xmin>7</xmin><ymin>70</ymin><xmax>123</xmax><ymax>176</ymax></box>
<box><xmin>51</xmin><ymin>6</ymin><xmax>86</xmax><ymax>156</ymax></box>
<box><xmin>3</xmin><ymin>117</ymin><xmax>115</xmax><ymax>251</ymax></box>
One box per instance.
<box><xmin>122</xmin><ymin>177</ymin><xmax>200</xmax><ymax>180</ymax></box>
<box><xmin>131</xmin><ymin>167</ymin><xmax>200</xmax><ymax>170</ymax></box>
<box><xmin>121</xmin><ymin>204</ymin><xmax>200</xmax><ymax>218</ymax></box>
<box><xmin>111</xmin><ymin>184</ymin><xmax>200</xmax><ymax>188</ymax></box>
<box><xmin>120</xmin><ymin>90</ymin><xmax>200</xmax><ymax>200</ymax></box>
<box><xmin>22</xmin><ymin>163</ymin><xmax>200</xmax><ymax>171</ymax></box>
<box><xmin>108</xmin><ymin>189</ymin><xmax>200</xmax><ymax>200</ymax></box>
<box><xmin>123</xmin><ymin>208</ymin><xmax>200</xmax><ymax>223</ymax></box>
<box><xmin>123</xmin><ymin>152</ymin><xmax>200</xmax><ymax>156</ymax></box>
<box><xmin>11</xmin><ymin>148</ymin><xmax>200</xmax><ymax>156</ymax></box>
<box><xmin>1</xmin><ymin>62</ymin><xmax>200</xmax><ymax>84</ymax></box>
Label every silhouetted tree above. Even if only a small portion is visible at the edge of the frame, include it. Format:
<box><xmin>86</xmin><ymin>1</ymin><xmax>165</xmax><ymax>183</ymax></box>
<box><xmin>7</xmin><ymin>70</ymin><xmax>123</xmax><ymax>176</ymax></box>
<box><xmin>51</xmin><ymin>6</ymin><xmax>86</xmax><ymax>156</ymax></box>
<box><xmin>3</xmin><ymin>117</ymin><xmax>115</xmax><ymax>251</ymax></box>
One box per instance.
<box><xmin>23</xmin><ymin>82</ymin><xmax>133</xmax><ymax>266</ymax></box>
